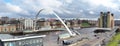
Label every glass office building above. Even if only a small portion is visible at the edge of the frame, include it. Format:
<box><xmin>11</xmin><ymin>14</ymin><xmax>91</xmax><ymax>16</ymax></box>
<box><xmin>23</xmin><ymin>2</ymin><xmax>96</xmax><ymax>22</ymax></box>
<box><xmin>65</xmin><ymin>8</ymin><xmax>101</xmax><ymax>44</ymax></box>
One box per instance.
<box><xmin>0</xmin><ymin>34</ymin><xmax>46</xmax><ymax>46</ymax></box>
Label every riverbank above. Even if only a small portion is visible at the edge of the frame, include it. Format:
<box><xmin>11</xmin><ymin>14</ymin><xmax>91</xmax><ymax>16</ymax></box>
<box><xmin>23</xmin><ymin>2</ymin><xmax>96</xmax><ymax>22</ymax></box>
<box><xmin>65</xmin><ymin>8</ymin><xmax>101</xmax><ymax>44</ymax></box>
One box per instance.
<box><xmin>107</xmin><ymin>32</ymin><xmax>120</xmax><ymax>46</ymax></box>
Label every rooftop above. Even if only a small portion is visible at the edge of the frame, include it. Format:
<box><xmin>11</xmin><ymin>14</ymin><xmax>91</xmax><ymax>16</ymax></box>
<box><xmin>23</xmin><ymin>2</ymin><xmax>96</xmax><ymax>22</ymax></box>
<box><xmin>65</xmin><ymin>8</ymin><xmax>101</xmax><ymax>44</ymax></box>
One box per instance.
<box><xmin>0</xmin><ymin>34</ymin><xmax>46</xmax><ymax>42</ymax></box>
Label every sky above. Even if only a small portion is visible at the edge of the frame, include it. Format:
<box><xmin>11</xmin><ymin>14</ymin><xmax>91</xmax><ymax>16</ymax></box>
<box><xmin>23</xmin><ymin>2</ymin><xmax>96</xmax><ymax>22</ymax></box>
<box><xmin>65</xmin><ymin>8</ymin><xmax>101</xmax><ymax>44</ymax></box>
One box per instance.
<box><xmin>0</xmin><ymin>0</ymin><xmax>120</xmax><ymax>19</ymax></box>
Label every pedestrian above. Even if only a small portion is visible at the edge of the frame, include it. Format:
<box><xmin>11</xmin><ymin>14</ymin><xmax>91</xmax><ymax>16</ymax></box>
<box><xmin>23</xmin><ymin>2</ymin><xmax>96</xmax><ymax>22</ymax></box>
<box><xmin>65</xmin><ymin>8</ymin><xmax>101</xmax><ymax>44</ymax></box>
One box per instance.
<box><xmin>57</xmin><ymin>36</ymin><xmax>60</xmax><ymax>44</ymax></box>
<box><xmin>62</xmin><ymin>40</ymin><xmax>64</xmax><ymax>46</ymax></box>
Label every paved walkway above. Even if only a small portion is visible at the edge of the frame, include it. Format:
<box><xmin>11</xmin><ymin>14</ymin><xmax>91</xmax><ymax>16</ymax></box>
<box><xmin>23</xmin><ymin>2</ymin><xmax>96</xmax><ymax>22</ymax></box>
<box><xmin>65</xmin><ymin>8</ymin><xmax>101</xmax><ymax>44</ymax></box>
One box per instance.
<box><xmin>68</xmin><ymin>37</ymin><xmax>105</xmax><ymax>46</ymax></box>
<box><xmin>43</xmin><ymin>31</ymin><xmax>83</xmax><ymax>46</ymax></box>
<box><xmin>43</xmin><ymin>32</ymin><xmax>63</xmax><ymax>46</ymax></box>
<box><xmin>68</xmin><ymin>39</ymin><xmax>89</xmax><ymax>46</ymax></box>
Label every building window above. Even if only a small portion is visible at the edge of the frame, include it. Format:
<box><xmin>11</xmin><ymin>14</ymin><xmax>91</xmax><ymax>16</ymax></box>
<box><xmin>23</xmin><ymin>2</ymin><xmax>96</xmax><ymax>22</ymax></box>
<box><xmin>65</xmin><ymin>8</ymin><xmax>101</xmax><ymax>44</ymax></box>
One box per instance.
<box><xmin>12</xmin><ymin>28</ymin><xmax>14</xmax><ymax>31</ymax></box>
<box><xmin>36</xmin><ymin>39</ymin><xmax>39</xmax><ymax>43</ymax></box>
<box><xmin>29</xmin><ymin>40</ymin><xmax>33</xmax><ymax>44</ymax></box>
<box><xmin>19</xmin><ymin>41</ymin><xmax>22</xmax><ymax>45</ymax></box>
<box><xmin>4</xmin><ymin>43</ymin><xmax>9</xmax><ymax>46</ymax></box>
<box><xmin>4</xmin><ymin>28</ymin><xmax>7</xmax><ymax>32</ymax></box>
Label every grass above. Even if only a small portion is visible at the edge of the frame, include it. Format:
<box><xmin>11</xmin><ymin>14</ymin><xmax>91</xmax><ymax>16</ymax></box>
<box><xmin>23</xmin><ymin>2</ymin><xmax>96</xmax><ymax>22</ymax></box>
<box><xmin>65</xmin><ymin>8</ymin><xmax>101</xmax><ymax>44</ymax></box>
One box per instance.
<box><xmin>81</xmin><ymin>22</ymin><xmax>90</xmax><ymax>27</ymax></box>
<box><xmin>107</xmin><ymin>32</ymin><xmax>120</xmax><ymax>46</ymax></box>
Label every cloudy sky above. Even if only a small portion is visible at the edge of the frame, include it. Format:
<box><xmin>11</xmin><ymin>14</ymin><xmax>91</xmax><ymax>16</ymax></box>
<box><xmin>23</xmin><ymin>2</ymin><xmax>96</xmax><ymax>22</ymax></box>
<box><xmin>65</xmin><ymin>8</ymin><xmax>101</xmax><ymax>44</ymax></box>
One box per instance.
<box><xmin>0</xmin><ymin>0</ymin><xmax>120</xmax><ymax>19</ymax></box>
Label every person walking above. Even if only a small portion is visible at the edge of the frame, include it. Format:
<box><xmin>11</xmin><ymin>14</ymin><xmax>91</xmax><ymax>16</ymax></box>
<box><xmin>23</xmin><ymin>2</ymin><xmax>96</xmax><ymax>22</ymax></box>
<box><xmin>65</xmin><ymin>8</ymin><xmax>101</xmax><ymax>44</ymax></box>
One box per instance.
<box><xmin>57</xmin><ymin>36</ymin><xmax>60</xmax><ymax>44</ymax></box>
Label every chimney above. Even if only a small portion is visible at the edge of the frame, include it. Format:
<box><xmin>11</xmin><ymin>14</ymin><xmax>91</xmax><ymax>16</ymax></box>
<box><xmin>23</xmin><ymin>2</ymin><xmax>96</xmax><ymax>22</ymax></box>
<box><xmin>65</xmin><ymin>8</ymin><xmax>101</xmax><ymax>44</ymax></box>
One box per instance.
<box><xmin>107</xmin><ymin>11</ymin><xmax>110</xmax><ymax>14</ymax></box>
<box><xmin>111</xmin><ymin>13</ymin><xmax>114</xmax><ymax>16</ymax></box>
<box><xmin>100</xmin><ymin>12</ymin><xmax>103</xmax><ymax>16</ymax></box>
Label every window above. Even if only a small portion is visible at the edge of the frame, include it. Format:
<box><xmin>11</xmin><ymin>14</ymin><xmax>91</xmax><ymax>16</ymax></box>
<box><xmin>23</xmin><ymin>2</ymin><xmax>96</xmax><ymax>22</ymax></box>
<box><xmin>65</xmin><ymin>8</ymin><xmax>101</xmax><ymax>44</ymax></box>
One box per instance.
<box><xmin>36</xmin><ymin>39</ymin><xmax>39</xmax><ymax>43</ymax></box>
<box><xmin>4</xmin><ymin>43</ymin><xmax>9</xmax><ymax>46</ymax></box>
<box><xmin>4</xmin><ymin>28</ymin><xmax>7</xmax><ymax>32</ymax></box>
<box><xmin>18</xmin><ymin>41</ymin><xmax>22</xmax><ymax>45</ymax></box>
<box><xmin>12</xmin><ymin>28</ymin><xmax>14</xmax><ymax>31</ymax></box>
<box><xmin>29</xmin><ymin>40</ymin><xmax>33</xmax><ymax>44</ymax></box>
<box><xmin>32</xmin><ymin>39</ymin><xmax>35</xmax><ymax>43</ymax></box>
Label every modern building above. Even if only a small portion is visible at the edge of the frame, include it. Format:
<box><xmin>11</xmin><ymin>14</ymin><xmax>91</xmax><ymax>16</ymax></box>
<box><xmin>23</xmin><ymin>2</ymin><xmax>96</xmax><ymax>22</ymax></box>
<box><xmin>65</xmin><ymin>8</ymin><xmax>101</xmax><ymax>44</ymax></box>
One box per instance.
<box><xmin>16</xmin><ymin>23</ymin><xmax>24</xmax><ymax>31</ymax></box>
<box><xmin>24</xmin><ymin>19</ymin><xmax>34</xmax><ymax>30</ymax></box>
<box><xmin>0</xmin><ymin>20</ymin><xmax>2</xmax><ymax>25</ymax></box>
<box><xmin>66</xmin><ymin>20</ymin><xmax>79</xmax><ymax>28</ymax></box>
<box><xmin>0</xmin><ymin>24</ymin><xmax>16</xmax><ymax>32</ymax></box>
<box><xmin>0</xmin><ymin>17</ymin><xmax>9</xmax><ymax>24</ymax></box>
<box><xmin>115</xmin><ymin>20</ymin><xmax>120</xmax><ymax>26</ymax></box>
<box><xmin>0</xmin><ymin>34</ymin><xmax>46</xmax><ymax>46</ymax></box>
<box><xmin>36</xmin><ymin>20</ymin><xmax>51</xmax><ymax>30</ymax></box>
<box><xmin>88</xmin><ymin>20</ymin><xmax>98</xmax><ymax>27</ymax></box>
<box><xmin>0</xmin><ymin>16</ymin><xmax>9</xmax><ymax>21</ymax></box>
<box><xmin>49</xmin><ymin>19</ymin><xmax>63</xmax><ymax>29</ymax></box>
<box><xmin>54</xmin><ymin>20</ymin><xmax>64</xmax><ymax>28</ymax></box>
<box><xmin>8</xmin><ymin>19</ymin><xmax>24</xmax><ymax>31</ymax></box>
<box><xmin>65</xmin><ymin>21</ymin><xmax>71</xmax><ymax>28</ymax></box>
<box><xmin>98</xmin><ymin>11</ymin><xmax>114</xmax><ymax>28</ymax></box>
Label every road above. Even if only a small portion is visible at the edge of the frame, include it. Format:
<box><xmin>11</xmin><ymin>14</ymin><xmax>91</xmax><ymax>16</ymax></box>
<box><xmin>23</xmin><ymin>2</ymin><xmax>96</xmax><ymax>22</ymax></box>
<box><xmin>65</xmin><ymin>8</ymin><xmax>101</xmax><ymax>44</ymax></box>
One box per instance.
<box><xmin>42</xmin><ymin>27</ymin><xmax>118</xmax><ymax>46</ymax></box>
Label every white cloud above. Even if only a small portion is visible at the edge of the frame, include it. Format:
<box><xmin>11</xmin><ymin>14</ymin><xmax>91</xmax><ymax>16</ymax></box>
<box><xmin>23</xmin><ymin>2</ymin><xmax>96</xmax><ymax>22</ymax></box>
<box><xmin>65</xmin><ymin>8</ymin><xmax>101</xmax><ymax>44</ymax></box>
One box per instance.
<box><xmin>65</xmin><ymin>0</ymin><xmax>73</xmax><ymax>3</ymax></box>
<box><xmin>0</xmin><ymin>2</ymin><xmax>28</xmax><ymax>13</ymax></box>
<box><xmin>6</xmin><ymin>3</ymin><xmax>23</xmax><ymax>12</ymax></box>
<box><xmin>39</xmin><ymin>0</ymin><xmax>62</xmax><ymax>8</ymax></box>
<box><xmin>63</xmin><ymin>10</ymin><xmax>72</xmax><ymax>14</ymax></box>
<box><xmin>87</xmin><ymin>0</ymin><xmax>119</xmax><ymax>9</ymax></box>
<box><xmin>89</xmin><ymin>11</ymin><xmax>94</xmax><ymax>14</ymax></box>
<box><xmin>13</xmin><ymin>0</ymin><xmax>64</xmax><ymax>14</ymax></box>
<box><xmin>79</xmin><ymin>10</ymin><xmax>83</xmax><ymax>12</ymax></box>
<box><xmin>0</xmin><ymin>0</ymin><xmax>120</xmax><ymax>19</ymax></box>
<box><xmin>41</xmin><ymin>8</ymin><xmax>54</xmax><ymax>15</ymax></box>
<box><xmin>0</xmin><ymin>2</ymin><xmax>31</xmax><ymax>17</ymax></box>
<box><xmin>0</xmin><ymin>12</ymin><xmax>14</xmax><ymax>17</ymax></box>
